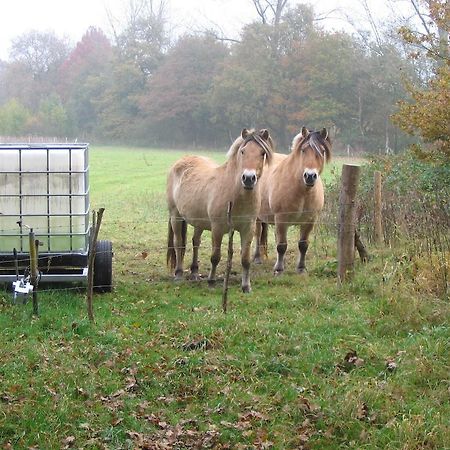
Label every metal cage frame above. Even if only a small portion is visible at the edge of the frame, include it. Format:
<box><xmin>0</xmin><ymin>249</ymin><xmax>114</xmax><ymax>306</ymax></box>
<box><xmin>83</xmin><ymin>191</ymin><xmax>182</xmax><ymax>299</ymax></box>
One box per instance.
<box><xmin>0</xmin><ymin>143</ymin><xmax>91</xmax><ymax>283</ymax></box>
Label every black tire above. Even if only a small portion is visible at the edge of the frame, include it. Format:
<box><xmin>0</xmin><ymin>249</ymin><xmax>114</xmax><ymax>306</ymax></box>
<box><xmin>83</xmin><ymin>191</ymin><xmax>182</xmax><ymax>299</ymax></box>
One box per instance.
<box><xmin>93</xmin><ymin>240</ymin><xmax>113</xmax><ymax>293</ymax></box>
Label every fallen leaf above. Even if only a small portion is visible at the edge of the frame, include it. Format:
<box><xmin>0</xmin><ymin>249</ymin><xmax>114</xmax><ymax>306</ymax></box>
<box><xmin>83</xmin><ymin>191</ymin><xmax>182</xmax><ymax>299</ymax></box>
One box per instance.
<box><xmin>356</xmin><ymin>402</ymin><xmax>369</xmax><ymax>421</ymax></box>
<box><xmin>111</xmin><ymin>415</ymin><xmax>123</xmax><ymax>426</ymax></box>
<box><xmin>239</xmin><ymin>410</ymin><xmax>269</xmax><ymax>422</ymax></box>
<box><xmin>345</xmin><ymin>350</ymin><xmax>365</xmax><ymax>367</ymax></box>
<box><xmin>337</xmin><ymin>350</ymin><xmax>365</xmax><ymax>372</ymax></box>
<box><xmin>135</xmin><ymin>251</ymin><xmax>148</xmax><ymax>259</ymax></box>
<box><xmin>182</xmin><ymin>338</ymin><xmax>212</xmax><ymax>351</ymax></box>
<box><xmin>75</xmin><ymin>387</ymin><xmax>88</xmax><ymax>398</ymax></box>
<box><xmin>61</xmin><ymin>436</ymin><xmax>75</xmax><ymax>449</ymax></box>
<box><xmin>1</xmin><ymin>393</ymin><xmax>14</xmax><ymax>403</ymax></box>
<box><xmin>386</xmin><ymin>358</ymin><xmax>397</xmax><ymax>371</ymax></box>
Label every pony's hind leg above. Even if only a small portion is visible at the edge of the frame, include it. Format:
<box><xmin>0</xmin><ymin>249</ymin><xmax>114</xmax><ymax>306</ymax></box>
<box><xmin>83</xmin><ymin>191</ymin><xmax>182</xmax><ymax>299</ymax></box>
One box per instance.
<box><xmin>208</xmin><ymin>226</ymin><xmax>224</xmax><ymax>287</ymax></box>
<box><xmin>240</xmin><ymin>229</ymin><xmax>254</xmax><ymax>293</ymax></box>
<box><xmin>171</xmin><ymin>216</ymin><xmax>186</xmax><ymax>280</ymax></box>
<box><xmin>190</xmin><ymin>227</ymin><xmax>203</xmax><ymax>280</ymax></box>
<box><xmin>297</xmin><ymin>222</ymin><xmax>314</xmax><ymax>273</ymax></box>
<box><xmin>252</xmin><ymin>219</ymin><xmax>263</xmax><ymax>264</ymax></box>
<box><xmin>253</xmin><ymin>219</ymin><xmax>268</xmax><ymax>264</ymax></box>
<box><xmin>274</xmin><ymin>220</ymin><xmax>288</xmax><ymax>275</ymax></box>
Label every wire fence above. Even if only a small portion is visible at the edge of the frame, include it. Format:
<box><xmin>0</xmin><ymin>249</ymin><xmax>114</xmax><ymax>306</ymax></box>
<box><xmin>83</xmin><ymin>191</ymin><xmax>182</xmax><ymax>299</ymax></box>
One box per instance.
<box><xmin>1</xmin><ymin>184</ymin><xmax>449</xmax><ymax>299</ymax></box>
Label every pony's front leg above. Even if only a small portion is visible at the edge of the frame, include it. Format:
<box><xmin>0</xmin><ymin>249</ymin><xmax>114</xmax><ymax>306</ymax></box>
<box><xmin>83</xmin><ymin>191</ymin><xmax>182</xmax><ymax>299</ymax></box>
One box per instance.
<box><xmin>297</xmin><ymin>222</ymin><xmax>314</xmax><ymax>274</ymax></box>
<box><xmin>208</xmin><ymin>227</ymin><xmax>223</xmax><ymax>287</ymax></box>
<box><xmin>240</xmin><ymin>228</ymin><xmax>254</xmax><ymax>293</ymax></box>
<box><xmin>252</xmin><ymin>219</ymin><xmax>263</xmax><ymax>264</ymax></box>
<box><xmin>190</xmin><ymin>227</ymin><xmax>203</xmax><ymax>280</ymax></box>
<box><xmin>274</xmin><ymin>219</ymin><xmax>288</xmax><ymax>275</ymax></box>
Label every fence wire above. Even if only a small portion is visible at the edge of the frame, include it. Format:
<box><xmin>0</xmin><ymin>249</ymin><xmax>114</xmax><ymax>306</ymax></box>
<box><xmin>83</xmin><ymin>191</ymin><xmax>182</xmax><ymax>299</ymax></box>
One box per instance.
<box><xmin>1</xmin><ymin>195</ymin><xmax>448</xmax><ymax>299</ymax></box>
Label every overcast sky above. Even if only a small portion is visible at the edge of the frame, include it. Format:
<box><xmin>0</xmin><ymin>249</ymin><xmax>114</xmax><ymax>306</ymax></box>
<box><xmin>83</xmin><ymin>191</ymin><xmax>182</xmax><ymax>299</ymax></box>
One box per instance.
<box><xmin>0</xmin><ymin>0</ymin><xmax>407</xmax><ymax>60</ymax></box>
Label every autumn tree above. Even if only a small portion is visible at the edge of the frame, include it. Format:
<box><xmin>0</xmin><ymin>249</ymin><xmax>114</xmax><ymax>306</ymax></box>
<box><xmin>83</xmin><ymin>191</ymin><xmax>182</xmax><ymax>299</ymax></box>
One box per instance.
<box><xmin>95</xmin><ymin>62</ymin><xmax>146</xmax><ymax>141</ymax></box>
<box><xmin>58</xmin><ymin>27</ymin><xmax>114</xmax><ymax>136</ymax></box>
<box><xmin>111</xmin><ymin>0</ymin><xmax>169</xmax><ymax>77</ymax></box>
<box><xmin>36</xmin><ymin>94</ymin><xmax>70</xmax><ymax>136</ymax></box>
<box><xmin>139</xmin><ymin>35</ymin><xmax>228</xmax><ymax>146</ymax></box>
<box><xmin>398</xmin><ymin>0</ymin><xmax>449</xmax><ymax>65</ymax></box>
<box><xmin>0</xmin><ymin>99</ymin><xmax>31</xmax><ymax>135</ymax></box>
<box><xmin>392</xmin><ymin>0</ymin><xmax>450</xmax><ymax>162</ymax></box>
<box><xmin>211</xmin><ymin>4</ymin><xmax>317</xmax><ymax>147</ymax></box>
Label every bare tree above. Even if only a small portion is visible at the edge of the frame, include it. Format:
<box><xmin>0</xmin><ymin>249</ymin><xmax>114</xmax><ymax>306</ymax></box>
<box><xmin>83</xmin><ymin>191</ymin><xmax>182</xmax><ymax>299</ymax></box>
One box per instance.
<box><xmin>10</xmin><ymin>31</ymin><xmax>70</xmax><ymax>79</ymax></box>
<box><xmin>251</xmin><ymin>0</ymin><xmax>290</xmax><ymax>26</ymax></box>
<box><xmin>106</xmin><ymin>0</ymin><xmax>169</xmax><ymax>76</ymax></box>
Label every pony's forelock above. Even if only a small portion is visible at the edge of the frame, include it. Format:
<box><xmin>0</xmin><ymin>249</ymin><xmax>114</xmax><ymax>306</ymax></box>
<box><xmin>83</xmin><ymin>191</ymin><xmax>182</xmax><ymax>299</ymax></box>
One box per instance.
<box><xmin>226</xmin><ymin>129</ymin><xmax>274</xmax><ymax>162</ymax></box>
<box><xmin>292</xmin><ymin>130</ymin><xmax>331</xmax><ymax>162</ymax></box>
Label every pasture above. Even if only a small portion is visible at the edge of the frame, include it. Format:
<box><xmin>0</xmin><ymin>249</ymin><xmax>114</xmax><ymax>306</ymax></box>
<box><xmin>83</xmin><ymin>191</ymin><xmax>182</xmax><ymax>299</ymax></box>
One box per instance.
<box><xmin>0</xmin><ymin>146</ymin><xmax>449</xmax><ymax>449</ymax></box>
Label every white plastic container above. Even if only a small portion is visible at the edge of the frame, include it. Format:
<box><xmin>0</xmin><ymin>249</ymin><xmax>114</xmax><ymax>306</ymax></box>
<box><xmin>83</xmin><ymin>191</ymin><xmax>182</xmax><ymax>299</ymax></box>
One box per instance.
<box><xmin>0</xmin><ymin>145</ymin><xmax>89</xmax><ymax>253</ymax></box>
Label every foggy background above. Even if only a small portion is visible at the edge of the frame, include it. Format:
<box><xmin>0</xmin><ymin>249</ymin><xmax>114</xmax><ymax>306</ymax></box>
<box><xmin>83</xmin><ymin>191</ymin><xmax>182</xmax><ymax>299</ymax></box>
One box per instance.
<box><xmin>0</xmin><ymin>0</ymin><xmax>438</xmax><ymax>153</ymax></box>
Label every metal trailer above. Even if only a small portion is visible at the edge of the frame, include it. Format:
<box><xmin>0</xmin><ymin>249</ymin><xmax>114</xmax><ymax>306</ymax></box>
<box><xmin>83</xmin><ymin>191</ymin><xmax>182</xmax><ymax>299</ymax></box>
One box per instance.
<box><xmin>0</xmin><ymin>143</ymin><xmax>112</xmax><ymax>292</ymax></box>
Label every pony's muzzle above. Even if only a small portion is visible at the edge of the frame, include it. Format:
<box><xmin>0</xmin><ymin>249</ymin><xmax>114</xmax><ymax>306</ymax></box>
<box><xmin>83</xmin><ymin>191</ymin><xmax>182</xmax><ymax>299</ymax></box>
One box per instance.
<box><xmin>242</xmin><ymin>170</ymin><xmax>257</xmax><ymax>190</ymax></box>
<box><xmin>303</xmin><ymin>169</ymin><xmax>318</xmax><ymax>187</ymax></box>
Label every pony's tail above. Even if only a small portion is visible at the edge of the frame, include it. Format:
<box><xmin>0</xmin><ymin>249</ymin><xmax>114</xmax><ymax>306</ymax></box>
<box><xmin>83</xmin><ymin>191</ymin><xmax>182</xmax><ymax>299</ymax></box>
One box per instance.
<box><xmin>260</xmin><ymin>221</ymin><xmax>269</xmax><ymax>259</ymax></box>
<box><xmin>167</xmin><ymin>219</ymin><xmax>187</xmax><ymax>270</ymax></box>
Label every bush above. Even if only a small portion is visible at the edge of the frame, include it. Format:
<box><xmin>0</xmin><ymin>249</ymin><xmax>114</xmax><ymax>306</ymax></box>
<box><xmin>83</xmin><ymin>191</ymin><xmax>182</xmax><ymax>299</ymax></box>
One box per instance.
<box><xmin>322</xmin><ymin>152</ymin><xmax>449</xmax><ymax>298</ymax></box>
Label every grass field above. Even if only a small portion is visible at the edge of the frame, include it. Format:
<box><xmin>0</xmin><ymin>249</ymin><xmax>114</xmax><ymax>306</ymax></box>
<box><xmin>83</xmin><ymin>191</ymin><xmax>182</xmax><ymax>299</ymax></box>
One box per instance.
<box><xmin>0</xmin><ymin>146</ymin><xmax>449</xmax><ymax>449</ymax></box>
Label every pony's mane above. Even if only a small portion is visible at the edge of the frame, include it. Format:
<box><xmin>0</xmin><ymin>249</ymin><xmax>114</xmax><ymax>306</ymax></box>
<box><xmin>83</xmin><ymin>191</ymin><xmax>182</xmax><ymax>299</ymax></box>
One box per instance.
<box><xmin>291</xmin><ymin>130</ymin><xmax>331</xmax><ymax>162</ymax></box>
<box><xmin>226</xmin><ymin>129</ymin><xmax>274</xmax><ymax>159</ymax></box>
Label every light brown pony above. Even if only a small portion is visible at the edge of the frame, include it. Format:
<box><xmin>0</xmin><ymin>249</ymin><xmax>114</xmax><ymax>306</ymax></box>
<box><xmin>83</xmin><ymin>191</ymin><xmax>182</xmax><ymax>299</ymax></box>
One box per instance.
<box><xmin>167</xmin><ymin>129</ymin><xmax>273</xmax><ymax>292</ymax></box>
<box><xmin>254</xmin><ymin>127</ymin><xmax>331</xmax><ymax>274</ymax></box>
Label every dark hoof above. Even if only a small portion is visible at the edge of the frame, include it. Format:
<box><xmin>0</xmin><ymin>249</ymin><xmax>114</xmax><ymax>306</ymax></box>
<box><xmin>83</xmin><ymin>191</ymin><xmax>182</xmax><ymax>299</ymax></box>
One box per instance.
<box><xmin>253</xmin><ymin>256</ymin><xmax>263</xmax><ymax>265</ymax></box>
<box><xmin>297</xmin><ymin>267</ymin><xmax>307</xmax><ymax>275</ymax></box>
<box><xmin>242</xmin><ymin>285</ymin><xmax>252</xmax><ymax>293</ymax></box>
<box><xmin>207</xmin><ymin>279</ymin><xmax>216</xmax><ymax>287</ymax></box>
<box><xmin>274</xmin><ymin>270</ymin><xmax>284</xmax><ymax>276</ymax></box>
<box><xmin>174</xmin><ymin>271</ymin><xmax>184</xmax><ymax>281</ymax></box>
<box><xmin>189</xmin><ymin>273</ymin><xmax>200</xmax><ymax>281</ymax></box>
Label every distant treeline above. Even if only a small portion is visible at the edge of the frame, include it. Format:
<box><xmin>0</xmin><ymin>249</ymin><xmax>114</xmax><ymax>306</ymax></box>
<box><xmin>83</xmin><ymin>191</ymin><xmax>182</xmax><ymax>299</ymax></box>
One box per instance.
<box><xmin>0</xmin><ymin>3</ymin><xmax>426</xmax><ymax>152</ymax></box>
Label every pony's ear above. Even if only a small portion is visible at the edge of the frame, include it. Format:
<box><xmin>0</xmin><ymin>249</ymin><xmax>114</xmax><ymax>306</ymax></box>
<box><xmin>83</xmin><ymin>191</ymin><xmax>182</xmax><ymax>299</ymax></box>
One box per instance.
<box><xmin>259</xmin><ymin>129</ymin><xmax>270</xmax><ymax>140</ymax></box>
<box><xmin>241</xmin><ymin>128</ymin><xmax>249</xmax><ymax>139</ymax></box>
<box><xmin>301</xmin><ymin>126</ymin><xmax>309</xmax><ymax>138</ymax></box>
<box><xmin>320</xmin><ymin>128</ymin><xmax>332</xmax><ymax>162</ymax></box>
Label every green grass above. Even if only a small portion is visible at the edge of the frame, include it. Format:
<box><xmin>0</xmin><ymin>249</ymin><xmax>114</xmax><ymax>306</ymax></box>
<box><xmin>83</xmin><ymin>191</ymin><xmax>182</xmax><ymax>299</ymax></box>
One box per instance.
<box><xmin>0</xmin><ymin>146</ymin><xmax>449</xmax><ymax>449</ymax></box>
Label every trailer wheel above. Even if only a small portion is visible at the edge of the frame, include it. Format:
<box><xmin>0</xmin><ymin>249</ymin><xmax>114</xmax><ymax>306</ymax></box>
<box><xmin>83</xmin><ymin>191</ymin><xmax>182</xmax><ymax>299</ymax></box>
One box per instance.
<box><xmin>94</xmin><ymin>240</ymin><xmax>113</xmax><ymax>293</ymax></box>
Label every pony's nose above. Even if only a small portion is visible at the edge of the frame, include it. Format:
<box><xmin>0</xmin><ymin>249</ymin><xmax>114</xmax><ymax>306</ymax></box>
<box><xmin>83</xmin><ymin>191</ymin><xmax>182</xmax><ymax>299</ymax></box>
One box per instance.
<box><xmin>303</xmin><ymin>170</ymin><xmax>318</xmax><ymax>187</ymax></box>
<box><xmin>242</xmin><ymin>171</ymin><xmax>257</xmax><ymax>189</ymax></box>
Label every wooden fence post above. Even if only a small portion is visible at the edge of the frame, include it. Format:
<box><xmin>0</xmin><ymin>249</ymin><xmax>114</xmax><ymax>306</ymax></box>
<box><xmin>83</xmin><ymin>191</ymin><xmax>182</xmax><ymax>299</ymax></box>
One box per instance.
<box><xmin>29</xmin><ymin>229</ymin><xmax>39</xmax><ymax>316</ymax></box>
<box><xmin>338</xmin><ymin>164</ymin><xmax>361</xmax><ymax>283</ymax></box>
<box><xmin>86</xmin><ymin>208</ymin><xmax>105</xmax><ymax>322</ymax></box>
<box><xmin>222</xmin><ymin>202</ymin><xmax>234</xmax><ymax>313</ymax></box>
<box><xmin>374</xmin><ymin>170</ymin><xmax>383</xmax><ymax>245</ymax></box>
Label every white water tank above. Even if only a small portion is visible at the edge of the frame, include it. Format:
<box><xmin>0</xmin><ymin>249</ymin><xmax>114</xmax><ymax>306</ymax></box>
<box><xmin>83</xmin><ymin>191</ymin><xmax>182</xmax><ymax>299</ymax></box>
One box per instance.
<box><xmin>0</xmin><ymin>144</ymin><xmax>89</xmax><ymax>253</ymax></box>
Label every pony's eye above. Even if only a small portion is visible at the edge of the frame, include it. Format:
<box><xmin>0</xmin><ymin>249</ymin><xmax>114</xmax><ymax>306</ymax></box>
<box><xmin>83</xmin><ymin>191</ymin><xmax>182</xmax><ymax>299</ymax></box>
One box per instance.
<box><xmin>240</xmin><ymin>149</ymin><xmax>245</xmax><ymax>155</ymax></box>
<box><xmin>261</xmin><ymin>151</ymin><xmax>265</xmax><ymax>157</ymax></box>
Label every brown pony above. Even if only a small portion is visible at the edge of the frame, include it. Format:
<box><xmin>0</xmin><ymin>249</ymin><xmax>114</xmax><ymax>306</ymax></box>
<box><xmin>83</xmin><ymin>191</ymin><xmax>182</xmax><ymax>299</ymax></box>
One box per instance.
<box><xmin>167</xmin><ymin>129</ymin><xmax>273</xmax><ymax>292</ymax></box>
<box><xmin>254</xmin><ymin>127</ymin><xmax>331</xmax><ymax>274</ymax></box>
